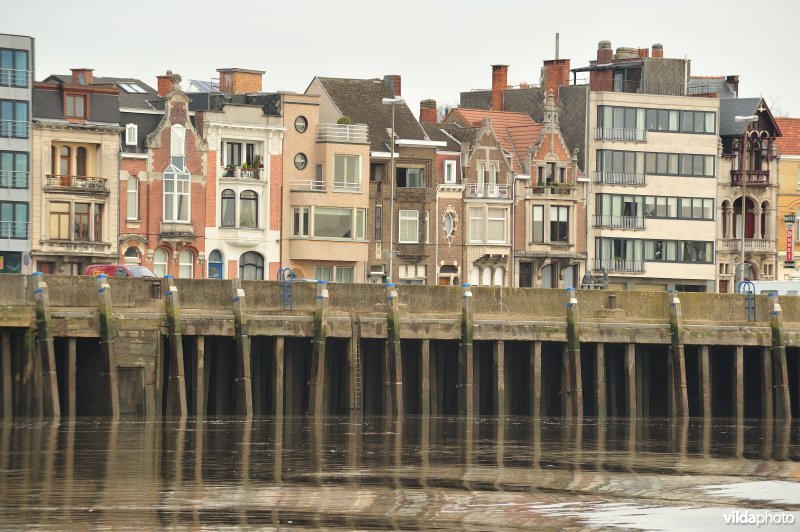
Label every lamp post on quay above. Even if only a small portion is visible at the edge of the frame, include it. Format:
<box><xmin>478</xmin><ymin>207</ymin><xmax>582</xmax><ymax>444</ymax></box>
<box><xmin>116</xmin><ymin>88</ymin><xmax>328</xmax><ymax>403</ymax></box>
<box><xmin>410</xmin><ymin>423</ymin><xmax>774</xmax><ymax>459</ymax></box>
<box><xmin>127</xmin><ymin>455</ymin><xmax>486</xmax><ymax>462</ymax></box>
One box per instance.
<box><xmin>735</xmin><ymin>114</ymin><xmax>758</xmax><ymax>290</ymax></box>
<box><xmin>382</xmin><ymin>96</ymin><xmax>404</xmax><ymax>283</ymax></box>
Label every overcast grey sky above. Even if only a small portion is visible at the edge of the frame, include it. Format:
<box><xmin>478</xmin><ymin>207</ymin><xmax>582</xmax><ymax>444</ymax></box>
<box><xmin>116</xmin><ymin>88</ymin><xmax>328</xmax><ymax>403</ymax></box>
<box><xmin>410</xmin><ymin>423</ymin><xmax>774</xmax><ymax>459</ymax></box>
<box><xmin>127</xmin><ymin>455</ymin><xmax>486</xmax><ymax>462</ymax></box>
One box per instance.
<box><xmin>6</xmin><ymin>0</ymin><xmax>800</xmax><ymax>117</ymax></box>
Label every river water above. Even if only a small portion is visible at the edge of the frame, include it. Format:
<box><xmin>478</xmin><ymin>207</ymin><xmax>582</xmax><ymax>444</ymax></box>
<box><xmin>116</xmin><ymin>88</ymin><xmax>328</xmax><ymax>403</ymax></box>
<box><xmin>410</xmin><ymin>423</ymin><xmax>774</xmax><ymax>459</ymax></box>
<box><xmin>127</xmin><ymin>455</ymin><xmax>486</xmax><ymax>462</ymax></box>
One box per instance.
<box><xmin>0</xmin><ymin>416</ymin><xmax>798</xmax><ymax>530</ymax></box>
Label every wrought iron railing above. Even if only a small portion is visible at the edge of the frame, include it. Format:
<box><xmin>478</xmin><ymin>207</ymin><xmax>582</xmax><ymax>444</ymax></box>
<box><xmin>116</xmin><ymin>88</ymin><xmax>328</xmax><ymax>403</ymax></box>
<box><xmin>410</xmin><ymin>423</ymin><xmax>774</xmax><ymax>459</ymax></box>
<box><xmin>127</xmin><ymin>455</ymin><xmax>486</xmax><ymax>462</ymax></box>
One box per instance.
<box><xmin>220</xmin><ymin>166</ymin><xmax>262</xmax><ymax>179</ymax></box>
<box><xmin>466</xmin><ymin>183</ymin><xmax>511</xmax><ymax>199</ymax></box>
<box><xmin>45</xmin><ymin>174</ymin><xmax>108</xmax><ymax>190</ymax></box>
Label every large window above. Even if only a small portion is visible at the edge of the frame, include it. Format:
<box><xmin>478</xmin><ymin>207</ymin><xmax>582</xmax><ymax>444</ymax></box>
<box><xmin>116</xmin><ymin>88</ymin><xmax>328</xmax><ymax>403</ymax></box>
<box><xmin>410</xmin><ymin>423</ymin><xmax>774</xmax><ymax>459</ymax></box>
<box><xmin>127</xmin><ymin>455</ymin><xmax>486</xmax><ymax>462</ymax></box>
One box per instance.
<box><xmin>315</xmin><ymin>207</ymin><xmax>359</xmax><ymax>239</ymax></box>
<box><xmin>0</xmin><ymin>201</ymin><xmax>27</xmax><ymax>239</ymax></box>
<box><xmin>596</xmin><ymin>237</ymin><xmax>713</xmax><ymax>270</ymax></box>
<box><xmin>208</xmin><ymin>249</ymin><xmax>223</xmax><ymax>279</ymax></box>
<box><xmin>59</xmin><ymin>146</ymin><xmax>70</xmax><ymax>175</ymax></box>
<box><xmin>93</xmin><ymin>204</ymin><xmax>103</xmax><ymax>241</ymax></box>
<box><xmin>127</xmin><ymin>177</ymin><xmax>138</xmax><ymax>220</ymax></box>
<box><xmin>532</xmin><ymin>206</ymin><xmax>544</xmax><ymax>243</ymax></box>
<box><xmin>0</xmin><ymin>100</ymin><xmax>28</xmax><ymax>138</ymax></box>
<box><xmin>600</xmin><ymin>105</ymin><xmax>715</xmax><ymax>134</ymax></box>
<box><xmin>49</xmin><ymin>202</ymin><xmax>69</xmax><ymax>239</ymax></box>
<box><xmin>74</xmin><ymin>203</ymin><xmax>90</xmax><ymax>241</ymax></box>
<box><xmin>239</xmin><ymin>251</ymin><xmax>264</xmax><ymax>280</ymax></box>
<box><xmin>0</xmin><ymin>49</ymin><xmax>29</xmax><ymax>88</ymax></box>
<box><xmin>0</xmin><ymin>152</ymin><xmax>28</xmax><ymax>189</ymax></box>
<box><xmin>469</xmin><ymin>206</ymin><xmax>508</xmax><ymax>244</ymax></box>
<box><xmin>221</xmin><ymin>189</ymin><xmax>236</xmax><ymax>227</ymax></box>
<box><xmin>399</xmin><ymin>210</ymin><xmax>419</xmax><ymax>243</ymax></box>
<box><xmin>76</xmin><ymin>147</ymin><xmax>87</xmax><ymax>177</ymax></box>
<box><xmin>240</xmin><ymin>191</ymin><xmax>258</xmax><ymax>228</ymax></box>
<box><xmin>550</xmin><ymin>206</ymin><xmax>569</xmax><ymax>242</ymax></box>
<box><xmin>179</xmin><ymin>250</ymin><xmax>193</xmax><ymax>278</ymax></box>
<box><xmin>333</xmin><ymin>154</ymin><xmax>360</xmax><ymax>191</ymax></box>
<box><xmin>487</xmin><ymin>208</ymin><xmax>506</xmax><ymax>243</ymax></box>
<box><xmin>396</xmin><ymin>167</ymin><xmax>424</xmax><ymax>188</ymax></box>
<box><xmin>164</xmin><ymin>125</ymin><xmax>190</xmax><ymax>222</ymax></box>
<box><xmin>469</xmin><ymin>207</ymin><xmax>483</xmax><ymax>243</ymax></box>
<box><xmin>153</xmin><ymin>248</ymin><xmax>168</xmax><ymax>277</ymax></box>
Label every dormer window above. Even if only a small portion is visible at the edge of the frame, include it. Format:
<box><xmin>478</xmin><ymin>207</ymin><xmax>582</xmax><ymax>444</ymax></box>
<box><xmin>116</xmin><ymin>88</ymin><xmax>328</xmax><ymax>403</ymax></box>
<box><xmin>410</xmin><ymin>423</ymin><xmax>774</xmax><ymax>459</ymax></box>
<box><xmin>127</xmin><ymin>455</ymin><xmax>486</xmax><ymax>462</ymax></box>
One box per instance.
<box><xmin>125</xmin><ymin>124</ymin><xmax>138</xmax><ymax>146</ymax></box>
<box><xmin>65</xmin><ymin>94</ymin><xmax>86</xmax><ymax>119</ymax></box>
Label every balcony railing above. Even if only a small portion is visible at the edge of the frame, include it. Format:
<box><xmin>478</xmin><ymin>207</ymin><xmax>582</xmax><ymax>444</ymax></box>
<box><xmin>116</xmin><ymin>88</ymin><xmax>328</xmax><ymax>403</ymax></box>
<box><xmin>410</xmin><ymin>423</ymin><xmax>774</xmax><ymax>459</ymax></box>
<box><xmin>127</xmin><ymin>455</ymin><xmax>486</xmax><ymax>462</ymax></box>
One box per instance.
<box><xmin>718</xmin><ymin>238</ymin><xmax>775</xmax><ymax>252</ymax></box>
<box><xmin>593</xmin><ymin>171</ymin><xmax>645</xmax><ymax>186</ymax></box>
<box><xmin>593</xmin><ymin>215</ymin><xmax>645</xmax><ymax>229</ymax></box>
<box><xmin>0</xmin><ymin>221</ymin><xmax>29</xmax><ymax>239</ymax></box>
<box><xmin>0</xmin><ymin>119</ymin><xmax>28</xmax><ymax>139</ymax></box>
<box><xmin>220</xmin><ymin>166</ymin><xmax>262</xmax><ymax>180</ymax></box>
<box><xmin>730</xmin><ymin>170</ymin><xmax>770</xmax><ymax>186</ymax></box>
<box><xmin>0</xmin><ymin>170</ymin><xmax>29</xmax><ymax>188</ymax></box>
<box><xmin>317</xmin><ymin>123</ymin><xmax>369</xmax><ymax>144</ymax></box>
<box><xmin>595</xmin><ymin>127</ymin><xmax>646</xmax><ymax>142</ymax></box>
<box><xmin>45</xmin><ymin>174</ymin><xmax>108</xmax><ymax>190</ymax></box>
<box><xmin>594</xmin><ymin>258</ymin><xmax>644</xmax><ymax>273</ymax></box>
<box><xmin>528</xmin><ymin>184</ymin><xmax>577</xmax><ymax>197</ymax></box>
<box><xmin>290</xmin><ymin>179</ymin><xmax>325</xmax><ymax>191</ymax></box>
<box><xmin>465</xmin><ymin>183</ymin><xmax>511</xmax><ymax>199</ymax></box>
<box><xmin>333</xmin><ymin>180</ymin><xmax>361</xmax><ymax>192</ymax></box>
<box><xmin>0</xmin><ymin>68</ymin><xmax>30</xmax><ymax>88</ymax></box>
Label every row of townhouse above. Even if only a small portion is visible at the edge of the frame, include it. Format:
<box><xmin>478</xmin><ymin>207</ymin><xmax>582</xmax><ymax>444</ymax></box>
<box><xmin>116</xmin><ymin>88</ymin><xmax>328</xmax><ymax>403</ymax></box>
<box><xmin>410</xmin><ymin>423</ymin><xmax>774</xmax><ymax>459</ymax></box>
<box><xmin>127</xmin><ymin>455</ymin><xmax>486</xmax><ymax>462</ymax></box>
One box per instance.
<box><xmin>3</xmin><ymin>33</ymin><xmax>800</xmax><ymax>292</ymax></box>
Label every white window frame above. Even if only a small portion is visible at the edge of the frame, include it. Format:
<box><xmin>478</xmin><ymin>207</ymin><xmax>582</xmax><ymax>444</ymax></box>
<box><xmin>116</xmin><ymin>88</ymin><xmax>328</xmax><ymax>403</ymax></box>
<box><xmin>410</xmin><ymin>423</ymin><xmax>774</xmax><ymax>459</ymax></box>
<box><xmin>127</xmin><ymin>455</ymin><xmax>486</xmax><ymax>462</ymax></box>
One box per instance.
<box><xmin>163</xmin><ymin>168</ymin><xmax>190</xmax><ymax>222</ymax></box>
<box><xmin>333</xmin><ymin>154</ymin><xmax>361</xmax><ymax>192</ymax></box>
<box><xmin>487</xmin><ymin>207</ymin><xmax>508</xmax><ymax>244</ymax></box>
<box><xmin>292</xmin><ymin>206</ymin><xmax>309</xmax><ymax>237</ymax></box>
<box><xmin>398</xmin><ymin>210</ymin><xmax>419</xmax><ymax>244</ymax></box>
<box><xmin>125</xmin><ymin>124</ymin><xmax>138</xmax><ymax>146</ymax></box>
<box><xmin>315</xmin><ymin>265</ymin><xmax>332</xmax><ymax>282</ymax></box>
<box><xmin>153</xmin><ymin>248</ymin><xmax>168</xmax><ymax>277</ymax></box>
<box><xmin>444</xmin><ymin>160</ymin><xmax>456</xmax><ymax>184</ymax></box>
<box><xmin>127</xmin><ymin>176</ymin><xmax>138</xmax><ymax>220</ymax></box>
<box><xmin>335</xmin><ymin>266</ymin><xmax>354</xmax><ymax>283</ymax></box>
<box><xmin>469</xmin><ymin>207</ymin><xmax>484</xmax><ymax>243</ymax></box>
<box><xmin>178</xmin><ymin>250</ymin><xmax>193</xmax><ymax>278</ymax></box>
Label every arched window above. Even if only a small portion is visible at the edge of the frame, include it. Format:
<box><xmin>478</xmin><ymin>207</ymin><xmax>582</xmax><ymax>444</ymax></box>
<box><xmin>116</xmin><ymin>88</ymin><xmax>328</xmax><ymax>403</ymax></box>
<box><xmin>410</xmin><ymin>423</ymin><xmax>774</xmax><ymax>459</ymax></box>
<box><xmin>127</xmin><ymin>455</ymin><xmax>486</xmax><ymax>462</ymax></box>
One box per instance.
<box><xmin>179</xmin><ymin>249</ymin><xmax>194</xmax><ymax>278</ymax></box>
<box><xmin>76</xmin><ymin>147</ymin><xmax>87</xmax><ymax>177</ymax></box>
<box><xmin>240</xmin><ymin>190</ymin><xmax>258</xmax><ymax>228</ymax></box>
<box><xmin>481</xmin><ymin>266</ymin><xmax>492</xmax><ymax>286</ymax></box>
<box><xmin>153</xmin><ymin>248</ymin><xmax>168</xmax><ymax>277</ymax></box>
<box><xmin>59</xmin><ymin>146</ymin><xmax>70</xmax><ymax>176</ymax></box>
<box><xmin>221</xmin><ymin>189</ymin><xmax>236</xmax><ymax>227</ymax></box>
<box><xmin>541</xmin><ymin>264</ymin><xmax>553</xmax><ymax>288</ymax></box>
<box><xmin>470</xmin><ymin>264</ymin><xmax>480</xmax><ymax>286</ymax></box>
<box><xmin>761</xmin><ymin>201</ymin><xmax>769</xmax><ymax>239</ymax></box>
<box><xmin>208</xmin><ymin>249</ymin><xmax>223</xmax><ymax>279</ymax></box>
<box><xmin>493</xmin><ymin>267</ymin><xmax>504</xmax><ymax>286</ymax></box>
<box><xmin>239</xmin><ymin>251</ymin><xmax>264</xmax><ymax>280</ymax></box>
<box><xmin>127</xmin><ymin>177</ymin><xmax>138</xmax><ymax>220</ymax></box>
<box><xmin>124</xmin><ymin>246</ymin><xmax>140</xmax><ymax>264</ymax></box>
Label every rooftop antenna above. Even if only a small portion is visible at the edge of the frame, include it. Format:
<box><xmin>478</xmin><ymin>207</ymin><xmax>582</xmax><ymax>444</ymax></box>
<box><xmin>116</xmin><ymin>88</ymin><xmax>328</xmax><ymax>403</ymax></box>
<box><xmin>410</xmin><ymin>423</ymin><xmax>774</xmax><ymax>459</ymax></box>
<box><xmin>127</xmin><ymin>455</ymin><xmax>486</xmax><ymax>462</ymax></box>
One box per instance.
<box><xmin>555</xmin><ymin>33</ymin><xmax>560</xmax><ymax>60</ymax></box>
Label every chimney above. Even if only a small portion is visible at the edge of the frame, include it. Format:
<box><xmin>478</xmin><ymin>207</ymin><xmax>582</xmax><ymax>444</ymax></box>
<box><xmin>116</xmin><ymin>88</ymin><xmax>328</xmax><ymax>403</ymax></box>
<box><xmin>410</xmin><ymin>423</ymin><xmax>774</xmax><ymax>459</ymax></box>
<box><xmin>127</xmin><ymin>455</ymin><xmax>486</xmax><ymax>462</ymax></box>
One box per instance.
<box><xmin>637</xmin><ymin>48</ymin><xmax>650</xmax><ymax>58</ymax></box>
<box><xmin>216</xmin><ymin>68</ymin><xmax>265</xmax><ymax>95</ymax></box>
<box><xmin>597</xmin><ymin>40</ymin><xmax>613</xmax><ymax>64</ymax></box>
<box><xmin>383</xmin><ymin>75</ymin><xmax>401</xmax><ymax>97</ymax></box>
<box><xmin>156</xmin><ymin>70</ymin><xmax>175</xmax><ymax>97</ymax></box>
<box><xmin>491</xmin><ymin>64</ymin><xmax>508</xmax><ymax>112</ymax></box>
<box><xmin>70</xmin><ymin>68</ymin><xmax>93</xmax><ymax>85</ymax></box>
<box><xmin>726</xmin><ymin>75</ymin><xmax>740</xmax><ymax>97</ymax></box>
<box><xmin>420</xmin><ymin>99</ymin><xmax>437</xmax><ymax>124</ymax></box>
<box><xmin>542</xmin><ymin>59</ymin><xmax>570</xmax><ymax>105</ymax></box>
<box><xmin>652</xmin><ymin>43</ymin><xmax>664</xmax><ymax>58</ymax></box>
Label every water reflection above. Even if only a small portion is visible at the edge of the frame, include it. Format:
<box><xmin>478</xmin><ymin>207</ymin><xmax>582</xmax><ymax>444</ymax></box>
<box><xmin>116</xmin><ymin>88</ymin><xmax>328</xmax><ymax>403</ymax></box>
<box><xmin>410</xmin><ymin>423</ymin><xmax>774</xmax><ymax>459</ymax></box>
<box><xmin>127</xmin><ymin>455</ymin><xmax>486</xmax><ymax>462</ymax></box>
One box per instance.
<box><xmin>0</xmin><ymin>416</ymin><xmax>797</xmax><ymax>529</ymax></box>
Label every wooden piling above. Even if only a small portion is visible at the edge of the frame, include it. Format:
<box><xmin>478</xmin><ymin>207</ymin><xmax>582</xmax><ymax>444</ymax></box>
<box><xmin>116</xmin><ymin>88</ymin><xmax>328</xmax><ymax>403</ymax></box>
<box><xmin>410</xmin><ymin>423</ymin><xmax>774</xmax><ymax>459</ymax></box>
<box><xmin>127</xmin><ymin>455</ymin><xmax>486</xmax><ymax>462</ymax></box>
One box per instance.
<box><xmin>163</xmin><ymin>276</ymin><xmax>187</xmax><ymax>418</ymax></box>
<box><xmin>1</xmin><ymin>334</ymin><xmax>11</xmax><ymax>418</ymax></box>
<box><xmin>194</xmin><ymin>336</ymin><xmax>205</xmax><ymax>417</ymax></box>
<box><xmin>595</xmin><ymin>343</ymin><xmax>606</xmax><ymax>418</ymax></box>
<box><xmin>274</xmin><ymin>337</ymin><xmax>284</xmax><ymax>416</ymax></box>
<box><xmin>668</xmin><ymin>290</ymin><xmax>689</xmax><ymax>417</ymax></box>
<box><xmin>565</xmin><ymin>288</ymin><xmax>583</xmax><ymax>418</ymax></box>
<box><xmin>699</xmin><ymin>345</ymin><xmax>711</xmax><ymax>418</ymax></box>
<box><xmin>458</xmin><ymin>283</ymin><xmax>474</xmax><ymax>417</ymax></box>
<box><xmin>95</xmin><ymin>275</ymin><xmax>117</xmax><ymax>419</ymax></box>
<box><xmin>232</xmin><ymin>279</ymin><xmax>253</xmax><ymax>417</ymax></box>
<box><xmin>309</xmin><ymin>281</ymin><xmax>329</xmax><ymax>416</ymax></box>
<box><xmin>385</xmin><ymin>284</ymin><xmax>403</xmax><ymax>417</ymax></box>
<box><xmin>769</xmin><ymin>295</ymin><xmax>792</xmax><ymax>420</ymax></box>
<box><xmin>761</xmin><ymin>346</ymin><xmax>773</xmax><ymax>420</ymax></box>
<box><xmin>625</xmin><ymin>343</ymin><xmax>637</xmax><ymax>418</ymax></box>
<box><xmin>734</xmin><ymin>346</ymin><xmax>744</xmax><ymax>420</ymax></box>
<box><xmin>531</xmin><ymin>341</ymin><xmax>541</xmax><ymax>419</ymax></box>
<box><xmin>421</xmin><ymin>339</ymin><xmax>430</xmax><ymax>417</ymax></box>
<box><xmin>493</xmin><ymin>340</ymin><xmax>505</xmax><ymax>417</ymax></box>
<box><xmin>33</xmin><ymin>273</ymin><xmax>60</xmax><ymax>418</ymax></box>
<box><xmin>67</xmin><ymin>338</ymin><xmax>76</xmax><ymax>418</ymax></box>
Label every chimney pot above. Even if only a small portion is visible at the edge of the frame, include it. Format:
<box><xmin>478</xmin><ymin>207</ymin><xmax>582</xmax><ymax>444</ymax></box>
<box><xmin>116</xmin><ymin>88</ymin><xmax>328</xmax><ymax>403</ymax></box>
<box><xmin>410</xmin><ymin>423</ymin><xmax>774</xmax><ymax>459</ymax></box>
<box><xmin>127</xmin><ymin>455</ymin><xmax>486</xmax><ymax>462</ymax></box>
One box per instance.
<box><xmin>597</xmin><ymin>40</ymin><xmax>613</xmax><ymax>63</ymax></box>
<box><xmin>420</xmin><ymin>99</ymin><xmax>437</xmax><ymax>123</ymax></box>
<box><xmin>491</xmin><ymin>64</ymin><xmax>508</xmax><ymax>112</ymax></box>
<box><xmin>652</xmin><ymin>43</ymin><xmax>664</xmax><ymax>58</ymax></box>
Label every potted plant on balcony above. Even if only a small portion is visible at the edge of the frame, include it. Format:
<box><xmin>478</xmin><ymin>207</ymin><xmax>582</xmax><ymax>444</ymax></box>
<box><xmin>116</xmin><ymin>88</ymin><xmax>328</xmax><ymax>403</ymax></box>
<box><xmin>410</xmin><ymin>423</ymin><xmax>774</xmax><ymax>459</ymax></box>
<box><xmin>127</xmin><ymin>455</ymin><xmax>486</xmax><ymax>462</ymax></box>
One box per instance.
<box><xmin>241</xmin><ymin>162</ymin><xmax>254</xmax><ymax>178</ymax></box>
<box><xmin>224</xmin><ymin>164</ymin><xmax>236</xmax><ymax>178</ymax></box>
<box><xmin>253</xmin><ymin>154</ymin><xmax>263</xmax><ymax>168</ymax></box>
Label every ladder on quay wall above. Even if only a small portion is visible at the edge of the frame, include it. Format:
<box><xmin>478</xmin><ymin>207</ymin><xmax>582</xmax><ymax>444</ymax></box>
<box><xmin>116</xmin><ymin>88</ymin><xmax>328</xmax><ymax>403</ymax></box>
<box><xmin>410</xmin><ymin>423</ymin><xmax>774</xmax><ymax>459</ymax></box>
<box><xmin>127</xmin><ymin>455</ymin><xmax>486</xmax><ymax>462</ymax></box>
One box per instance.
<box><xmin>351</xmin><ymin>314</ymin><xmax>362</xmax><ymax>413</ymax></box>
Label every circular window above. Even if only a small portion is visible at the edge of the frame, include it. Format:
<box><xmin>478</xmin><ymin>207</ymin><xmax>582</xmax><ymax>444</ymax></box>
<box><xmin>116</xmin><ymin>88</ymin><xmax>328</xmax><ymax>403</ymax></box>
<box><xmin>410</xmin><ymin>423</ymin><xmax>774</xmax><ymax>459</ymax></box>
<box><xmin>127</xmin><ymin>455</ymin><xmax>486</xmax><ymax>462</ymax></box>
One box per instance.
<box><xmin>294</xmin><ymin>153</ymin><xmax>308</xmax><ymax>170</ymax></box>
<box><xmin>294</xmin><ymin>116</ymin><xmax>308</xmax><ymax>133</ymax></box>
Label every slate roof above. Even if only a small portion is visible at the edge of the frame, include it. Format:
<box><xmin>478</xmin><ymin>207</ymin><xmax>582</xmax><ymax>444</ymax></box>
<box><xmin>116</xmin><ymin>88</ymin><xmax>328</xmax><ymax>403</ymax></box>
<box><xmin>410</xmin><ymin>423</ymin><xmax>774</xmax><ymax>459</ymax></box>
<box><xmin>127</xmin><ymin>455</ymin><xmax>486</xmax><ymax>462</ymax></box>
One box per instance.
<box><xmin>688</xmin><ymin>76</ymin><xmax>737</xmax><ymax>99</ymax></box>
<box><xmin>313</xmin><ymin>77</ymin><xmax>428</xmax><ymax>152</ymax></box>
<box><xmin>32</xmin><ymin>87</ymin><xmax>120</xmax><ymax>125</ymax></box>
<box><xmin>775</xmin><ymin>117</ymin><xmax>800</xmax><ymax>156</ymax></box>
<box><xmin>120</xmin><ymin>111</ymin><xmax>163</xmax><ymax>154</ymax></box>
<box><xmin>719</xmin><ymin>98</ymin><xmax>761</xmax><ymax>136</ymax></box>
<box><xmin>44</xmin><ymin>74</ymin><xmax>163</xmax><ymax>111</ymax></box>
<box><xmin>446</xmin><ymin>108</ymin><xmax>541</xmax><ymax>173</ymax></box>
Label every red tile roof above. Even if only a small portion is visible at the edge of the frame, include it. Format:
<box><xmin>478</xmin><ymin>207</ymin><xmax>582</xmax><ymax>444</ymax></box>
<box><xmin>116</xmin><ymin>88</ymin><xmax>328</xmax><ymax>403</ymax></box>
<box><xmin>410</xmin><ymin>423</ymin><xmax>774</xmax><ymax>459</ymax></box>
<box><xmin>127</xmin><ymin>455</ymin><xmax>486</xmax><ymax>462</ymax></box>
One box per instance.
<box><xmin>449</xmin><ymin>108</ymin><xmax>542</xmax><ymax>173</ymax></box>
<box><xmin>775</xmin><ymin>117</ymin><xmax>800</xmax><ymax>155</ymax></box>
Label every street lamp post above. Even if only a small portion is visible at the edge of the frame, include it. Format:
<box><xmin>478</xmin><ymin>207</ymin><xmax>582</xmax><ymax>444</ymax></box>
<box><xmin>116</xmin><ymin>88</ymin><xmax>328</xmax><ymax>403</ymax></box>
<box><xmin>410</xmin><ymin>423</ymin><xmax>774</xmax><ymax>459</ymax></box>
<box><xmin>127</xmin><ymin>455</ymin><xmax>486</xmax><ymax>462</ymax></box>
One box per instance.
<box><xmin>382</xmin><ymin>96</ymin><xmax>404</xmax><ymax>283</ymax></box>
<box><xmin>735</xmin><ymin>115</ymin><xmax>758</xmax><ymax>290</ymax></box>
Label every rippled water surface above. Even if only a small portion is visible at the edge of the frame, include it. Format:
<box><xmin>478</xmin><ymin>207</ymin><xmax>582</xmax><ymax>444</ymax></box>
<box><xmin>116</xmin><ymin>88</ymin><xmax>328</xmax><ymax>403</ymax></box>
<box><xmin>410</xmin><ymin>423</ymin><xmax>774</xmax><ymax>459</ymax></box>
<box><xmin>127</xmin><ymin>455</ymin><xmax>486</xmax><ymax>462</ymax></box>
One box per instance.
<box><xmin>0</xmin><ymin>416</ymin><xmax>798</xmax><ymax>530</ymax></box>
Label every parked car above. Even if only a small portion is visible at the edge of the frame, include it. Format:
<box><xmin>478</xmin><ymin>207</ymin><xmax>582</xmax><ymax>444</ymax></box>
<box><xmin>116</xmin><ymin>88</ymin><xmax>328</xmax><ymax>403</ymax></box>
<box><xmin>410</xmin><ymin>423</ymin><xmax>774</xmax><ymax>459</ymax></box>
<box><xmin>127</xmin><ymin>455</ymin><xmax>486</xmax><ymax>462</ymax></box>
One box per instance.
<box><xmin>84</xmin><ymin>264</ymin><xmax>157</xmax><ymax>277</ymax></box>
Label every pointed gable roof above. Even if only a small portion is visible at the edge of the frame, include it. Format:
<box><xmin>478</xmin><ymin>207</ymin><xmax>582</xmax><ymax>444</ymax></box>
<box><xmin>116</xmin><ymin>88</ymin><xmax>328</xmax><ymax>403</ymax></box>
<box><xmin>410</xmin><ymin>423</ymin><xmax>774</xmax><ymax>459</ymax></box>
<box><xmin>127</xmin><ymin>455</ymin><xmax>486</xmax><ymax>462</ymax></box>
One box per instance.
<box><xmin>312</xmin><ymin>77</ymin><xmax>428</xmax><ymax>152</ymax></box>
<box><xmin>445</xmin><ymin>108</ymin><xmax>541</xmax><ymax>173</ymax></box>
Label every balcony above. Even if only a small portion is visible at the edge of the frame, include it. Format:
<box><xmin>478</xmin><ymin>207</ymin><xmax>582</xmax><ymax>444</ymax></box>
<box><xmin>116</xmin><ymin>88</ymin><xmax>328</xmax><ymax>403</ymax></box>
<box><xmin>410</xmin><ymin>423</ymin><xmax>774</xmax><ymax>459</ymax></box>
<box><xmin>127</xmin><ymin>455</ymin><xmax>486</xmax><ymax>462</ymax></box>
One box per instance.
<box><xmin>730</xmin><ymin>170</ymin><xmax>771</xmax><ymax>187</ymax></box>
<box><xmin>594</xmin><ymin>258</ymin><xmax>644</xmax><ymax>273</ymax></box>
<box><xmin>220</xmin><ymin>166</ymin><xmax>262</xmax><ymax>180</ymax></box>
<box><xmin>290</xmin><ymin>179</ymin><xmax>325</xmax><ymax>192</ymax></box>
<box><xmin>593</xmin><ymin>171</ymin><xmax>645</xmax><ymax>186</ymax></box>
<box><xmin>45</xmin><ymin>174</ymin><xmax>108</xmax><ymax>192</ymax></box>
<box><xmin>718</xmin><ymin>238</ymin><xmax>775</xmax><ymax>252</ymax></box>
<box><xmin>595</xmin><ymin>127</ymin><xmax>646</xmax><ymax>142</ymax></box>
<box><xmin>528</xmin><ymin>184</ymin><xmax>577</xmax><ymax>197</ymax></box>
<box><xmin>317</xmin><ymin>123</ymin><xmax>368</xmax><ymax>144</ymax></box>
<box><xmin>159</xmin><ymin>222</ymin><xmax>195</xmax><ymax>241</ymax></box>
<box><xmin>218</xmin><ymin>227</ymin><xmax>264</xmax><ymax>247</ymax></box>
<box><xmin>0</xmin><ymin>68</ymin><xmax>29</xmax><ymax>88</ymax></box>
<box><xmin>593</xmin><ymin>215</ymin><xmax>644</xmax><ymax>229</ymax></box>
<box><xmin>465</xmin><ymin>183</ymin><xmax>511</xmax><ymax>199</ymax></box>
<box><xmin>0</xmin><ymin>221</ymin><xmax>29</xmax><ymax>240</ymax></box>
<box><xmin>333</xmin><ymin>180</ymin><xmax>361</xmax><ymax>192</ymax></box>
